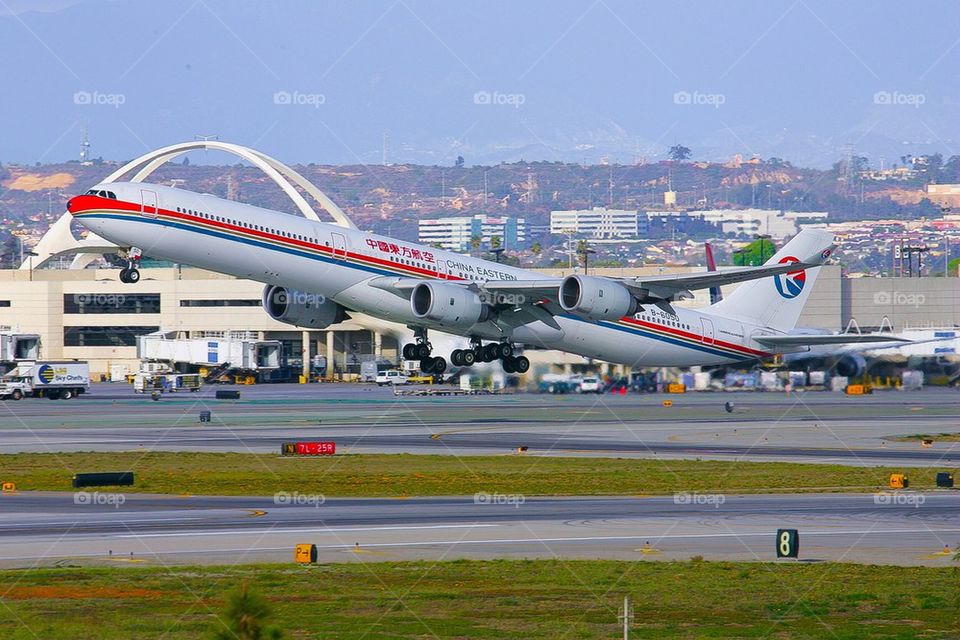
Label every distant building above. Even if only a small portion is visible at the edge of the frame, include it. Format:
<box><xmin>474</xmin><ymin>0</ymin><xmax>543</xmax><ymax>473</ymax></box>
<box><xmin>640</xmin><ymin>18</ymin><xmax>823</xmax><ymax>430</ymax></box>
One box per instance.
<box><xmin>681</xmin><ymin>209</ymin><xmax>828</xmax><ymax>240</ymax></box>
<box><xmin>926</xmin><ymin>184</ymin><xmax>960</xmax><ymax>210</ymax></box>
<box><xmin>418</xmin><ymin>215</ymin><xmax>526</xmax><ymax>251</ymax></box>
<box><xmin>550</xmin><ymin>207</ymin><xmax>638</xmax><ymax>238</ymax></box>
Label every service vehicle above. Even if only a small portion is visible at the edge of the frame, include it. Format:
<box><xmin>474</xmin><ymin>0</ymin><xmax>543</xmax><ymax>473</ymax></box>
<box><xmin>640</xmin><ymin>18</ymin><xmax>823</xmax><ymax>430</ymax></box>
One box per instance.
<box><xmin>0</xmin><ymin>361</ymin><xmax>90</xmax><ymax>400</ymax></box>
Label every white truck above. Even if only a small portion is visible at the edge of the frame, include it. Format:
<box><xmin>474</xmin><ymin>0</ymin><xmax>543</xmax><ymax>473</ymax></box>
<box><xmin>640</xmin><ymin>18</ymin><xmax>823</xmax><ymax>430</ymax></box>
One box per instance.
<box><xmin>0</xmin><ymin>361</ymin><xmax>90</xmax><ymax>400</ymax></box>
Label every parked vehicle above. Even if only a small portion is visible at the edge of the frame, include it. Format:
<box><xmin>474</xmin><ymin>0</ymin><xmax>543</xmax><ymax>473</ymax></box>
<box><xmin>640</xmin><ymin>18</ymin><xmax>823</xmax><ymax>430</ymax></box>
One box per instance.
<box><xmin>376</xmin><ymin>370</ymin><xmax>409</xmax><ymax>386</ymax></box>
<box><xmin>578</xmin><ymin>376</ymin><xmax>603</xmax><ymax>394</ymax></box>
<box><xmin>0</xmin><ymin>361</ymin><xmax>90</xmax><ymax>400</ymax></box>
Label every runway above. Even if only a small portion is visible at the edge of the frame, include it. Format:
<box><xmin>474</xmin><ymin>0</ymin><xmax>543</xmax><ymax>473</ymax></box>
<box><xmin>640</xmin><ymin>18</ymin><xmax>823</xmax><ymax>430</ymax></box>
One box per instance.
<box><xmin>1</xmin><ymin>490</ymin><xmax>958</xmax><ymax>567</ymax></box>
<box><xmin>2</xmin><ymin>384</ymin><xmax>960</xmax><ymax>465</ymax></box>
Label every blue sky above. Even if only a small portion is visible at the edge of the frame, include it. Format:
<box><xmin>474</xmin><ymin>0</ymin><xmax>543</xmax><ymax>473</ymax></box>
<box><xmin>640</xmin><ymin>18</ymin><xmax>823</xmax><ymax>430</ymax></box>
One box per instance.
<box><xmin>1</xmin><ymin>0</ymin><xmax>958</xmax><ymax>167</ymax></box>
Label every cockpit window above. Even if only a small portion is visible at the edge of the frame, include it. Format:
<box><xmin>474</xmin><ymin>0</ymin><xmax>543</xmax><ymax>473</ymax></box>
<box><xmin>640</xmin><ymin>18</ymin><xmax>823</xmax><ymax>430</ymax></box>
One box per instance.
<box><xmin>85</xmin><ymin>189</ymin><xmax>117</xmax><ymax>199</ymax></box>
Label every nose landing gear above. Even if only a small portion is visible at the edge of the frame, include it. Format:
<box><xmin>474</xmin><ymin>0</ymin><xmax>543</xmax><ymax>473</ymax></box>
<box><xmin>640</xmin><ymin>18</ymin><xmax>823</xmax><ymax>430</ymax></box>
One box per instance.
<box><xmin>119</xmin><ymin>247</ymin><xmax>142</xmax><ymax>284</ymax></box>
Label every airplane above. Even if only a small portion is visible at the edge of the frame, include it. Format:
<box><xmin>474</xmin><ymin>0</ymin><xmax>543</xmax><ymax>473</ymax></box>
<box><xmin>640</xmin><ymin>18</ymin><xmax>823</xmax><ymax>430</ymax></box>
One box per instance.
<box><xmin>68</xmin><ymin>180</ymin><xmax>858</xmax><ymax>375</ymax></box>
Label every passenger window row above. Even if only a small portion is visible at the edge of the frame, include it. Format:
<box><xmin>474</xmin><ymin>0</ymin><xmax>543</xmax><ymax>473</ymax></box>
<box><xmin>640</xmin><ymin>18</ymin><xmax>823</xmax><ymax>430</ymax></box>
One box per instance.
<box><xmin>174</xmin><ymin>206</ymin><xmax>318</xmax><ymax>244</ymax></box>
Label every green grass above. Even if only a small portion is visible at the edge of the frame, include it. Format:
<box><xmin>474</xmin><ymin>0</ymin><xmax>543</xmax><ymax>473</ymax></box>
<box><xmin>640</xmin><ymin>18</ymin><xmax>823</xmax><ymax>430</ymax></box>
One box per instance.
<box><xmin>0</xmin><ymin>452</ymin><xmax>953</xmax><ymax>497</ymax></box>
<box><xmin>895</xmin><ymin>433</ymin><xmax>960</xmax><ymax>442</ymax></box>
<box><xmin>0</xmin><ymin>560</ymin><xmax>958</xmax><ymax>639</ymax></box>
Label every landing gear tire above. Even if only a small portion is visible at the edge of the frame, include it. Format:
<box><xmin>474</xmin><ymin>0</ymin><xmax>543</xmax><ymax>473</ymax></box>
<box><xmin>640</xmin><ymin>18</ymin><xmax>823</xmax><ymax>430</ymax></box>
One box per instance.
<box><xmin>450</xmin><ymin>349</ymin><xmax>464</xmax><ymax>366</ymax></box>
<box><xmin>415</xmin><ymin>343</ymin><xmax>431</xmax><ymax>360</ymax></box>
<box><xmin>502</xmin><ymin>357</ymin><xmax>516</xmax><ymax>374</ymax></box>
<box><xmin>119</xmin><ymin>268</ymin><xmax>129</xmax><ymax>283</ymax></box>
<box><xmin>496</xmin><ymin>342</ymin><xmax>514</xmax><ymax>359</ymax></box>
<box><xmin>126</xmin><ymin>268</ymin><xmax>140</xmax><ymax>283</ymax></box>
<box><xmin>420</xmin><ymin>357</ymin><xmax>446</xmax><ymax>375</ymax></box>
<box><xmin>512</xmin><ymin>355</ymin><xmax>530</xmax><ymax>374</ymax></box>
<box><xmin>461</xmin><ymin>349</ymin><xmax>476</xmax><ymax>366</ymax></box>
<box><xmin>482</xmin><ymin>344</ymin><xmax>498</xmax><ymax>362</ymax></box>
<box><xmin>402</xmin><ymin>343</ymin><xmax>417</xmax><ymax>360</ymax></box>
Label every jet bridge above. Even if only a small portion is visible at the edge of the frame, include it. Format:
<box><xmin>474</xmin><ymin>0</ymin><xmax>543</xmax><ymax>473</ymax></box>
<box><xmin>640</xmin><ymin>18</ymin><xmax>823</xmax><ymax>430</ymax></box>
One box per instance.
<box><xmin>137</xmin><ymin>331</ymin><xmax>282</xmax><ymax>376</ymax></box>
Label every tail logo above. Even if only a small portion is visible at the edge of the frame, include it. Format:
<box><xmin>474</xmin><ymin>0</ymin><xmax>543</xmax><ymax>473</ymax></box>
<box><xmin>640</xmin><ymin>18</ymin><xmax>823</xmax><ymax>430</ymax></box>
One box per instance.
<box><xmin>773</xmin><ymin>256</ymin><xmax>805</xmax><ymax>299</ymax></box>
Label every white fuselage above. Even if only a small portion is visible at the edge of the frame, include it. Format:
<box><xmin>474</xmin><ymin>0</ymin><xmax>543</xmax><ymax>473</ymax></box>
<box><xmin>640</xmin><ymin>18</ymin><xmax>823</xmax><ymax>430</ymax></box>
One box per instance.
<box><xmin>71</xmin><ymin>182</ymin><xmax>774</xmax><ymax>367</ymax></box>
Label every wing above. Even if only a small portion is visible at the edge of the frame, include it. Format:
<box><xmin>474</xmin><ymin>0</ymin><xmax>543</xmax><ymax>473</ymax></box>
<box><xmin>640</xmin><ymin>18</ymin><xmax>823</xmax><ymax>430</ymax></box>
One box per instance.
<box><xmin>367</xmin><ymin>249</ymin><xmax>832</xmax><ymax>329</ymax></box>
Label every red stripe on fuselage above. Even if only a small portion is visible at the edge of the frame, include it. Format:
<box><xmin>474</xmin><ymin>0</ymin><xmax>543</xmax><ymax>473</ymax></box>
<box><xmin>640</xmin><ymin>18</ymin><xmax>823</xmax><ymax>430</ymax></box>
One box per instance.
<box><xmin>620</xmin><ymin>316</ymin><xmax>768</xmax><ymax>358</ymax></box>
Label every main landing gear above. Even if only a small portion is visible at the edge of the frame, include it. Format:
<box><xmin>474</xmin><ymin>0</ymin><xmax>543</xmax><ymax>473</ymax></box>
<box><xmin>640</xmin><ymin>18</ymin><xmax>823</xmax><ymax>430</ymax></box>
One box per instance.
<box><xmin>401</xmin><ymin>328</ymin><xmax>447</xmax><ymax>375</ymax></box>
<box><xmin>118</xmin><ymin>247</ymin><xmax>142</xmax><ymax>284</ymax></box>
<box><xmin>450</xmin><ymin>339</ymin><xmax>529</xmax><ymax>374</ymax></box>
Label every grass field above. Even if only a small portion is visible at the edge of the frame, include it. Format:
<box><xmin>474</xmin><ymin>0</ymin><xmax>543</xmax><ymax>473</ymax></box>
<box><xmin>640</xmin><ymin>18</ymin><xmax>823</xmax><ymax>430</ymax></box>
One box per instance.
<box><xmin>0</xmin><ymin>452</ymin><xmax>953</xmax><ymax>497</ymax></box>
<box><xmin>0</xmin><ymin>560</ymin><xmax>957</xmax><ymax>639</ymax></box>
<box><xmin>896</xmin><ymin>433</ymin><xmax>960</xmax><ymax>442</ymax></box>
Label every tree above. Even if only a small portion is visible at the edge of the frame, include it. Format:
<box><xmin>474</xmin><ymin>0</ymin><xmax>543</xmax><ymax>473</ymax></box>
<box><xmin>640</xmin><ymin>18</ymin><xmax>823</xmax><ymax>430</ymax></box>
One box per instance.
<box><xmin>454</xmin><ymin>155</ymin><xmax>464</xmax><ymax>168</ymax></box>
<box><xmin>490</xmin><ymin>235</ymin><xmax>502</xmax><ymax>250</ymax></box>
<box><xmin>668</xmin><ymin>145</ymin><xmax>691</xmax><ymax>162</ymax></box>
<box><xmin>732</xmin><ymin>238</ymin><xmax>777</xmax><ymax>266</ymax></box>
<box><xmin>211</xmin><ymin>581</ymin><xmax>283</xmax><ymax>640</ymax></box>
<box><xmin>469</xmin><ymin>234</ymin><xmax>482</xmax><ymax>256</ymax></box>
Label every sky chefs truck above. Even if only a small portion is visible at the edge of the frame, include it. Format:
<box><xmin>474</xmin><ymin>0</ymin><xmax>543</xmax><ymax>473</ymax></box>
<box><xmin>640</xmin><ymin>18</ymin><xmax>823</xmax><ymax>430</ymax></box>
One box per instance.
<box><xmin>0</xmin><ymin>361</ymin><xmax>90</xmax><ymax>400</ymax></box>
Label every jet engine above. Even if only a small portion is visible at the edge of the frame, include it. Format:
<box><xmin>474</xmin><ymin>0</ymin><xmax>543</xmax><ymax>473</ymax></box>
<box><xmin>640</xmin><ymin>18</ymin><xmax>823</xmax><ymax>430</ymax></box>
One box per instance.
<box><xmin>262</xmin><ymin>285</ymin><xmax>346</xmax><ymax>329</ymax></box>
<box><xmin>411</xmin><ymin>281</ymin><xmax>490</xmax><ymax>330</ymax></box>
<box><xmin>559</xmin><ymin>275</ymin><xmax>638</xmax><ymax>322</ymax></box>
<box><xmin>833</xmin><ymin>353</ymin><xmax>867</xmax><ymax>378</ymax></box>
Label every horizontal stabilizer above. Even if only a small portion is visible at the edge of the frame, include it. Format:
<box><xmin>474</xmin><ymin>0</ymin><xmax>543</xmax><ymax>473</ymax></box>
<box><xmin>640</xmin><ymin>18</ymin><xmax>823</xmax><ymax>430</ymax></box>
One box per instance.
<box><xmin>754</xmin><ymin>334</ymin><xmax>911</xmax><ymax>347</ymax></box>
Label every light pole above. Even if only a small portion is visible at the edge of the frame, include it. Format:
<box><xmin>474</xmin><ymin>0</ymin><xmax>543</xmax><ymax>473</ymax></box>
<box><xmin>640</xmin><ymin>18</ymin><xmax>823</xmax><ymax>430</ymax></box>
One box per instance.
<box><xmin>754</xmin><ymin>233</ymin><xmax>771</xmax><ymax>265</ymax></box>
<box><xmin>581</xmin><ymin>246</ymin><xmax>597</xmax><ymax>275</ymax></box>
<box><xmin>26</xmin><ymin>251</ymin><xmax>38</xmax><ymax>282</ymax></box>
<box><xmin>490</xmin><ymin>247</ymin><xmax>505</xmax><ymax>263</ymax></box>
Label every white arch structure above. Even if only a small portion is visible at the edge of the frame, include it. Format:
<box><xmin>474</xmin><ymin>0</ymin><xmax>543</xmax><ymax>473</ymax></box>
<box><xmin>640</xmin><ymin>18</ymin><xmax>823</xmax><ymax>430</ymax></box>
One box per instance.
<box><xmin>22</xmin><ymin>141</ymin><xmax>357</xmax><ymax>270</ymax></box>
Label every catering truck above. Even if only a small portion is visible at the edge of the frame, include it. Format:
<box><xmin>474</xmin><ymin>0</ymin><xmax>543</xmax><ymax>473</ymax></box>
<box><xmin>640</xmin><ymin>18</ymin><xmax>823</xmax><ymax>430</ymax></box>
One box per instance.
<box><xmin>0</xmin><ymin>361</ymin><xmax>90</xmax><ymax>400</ymax></box>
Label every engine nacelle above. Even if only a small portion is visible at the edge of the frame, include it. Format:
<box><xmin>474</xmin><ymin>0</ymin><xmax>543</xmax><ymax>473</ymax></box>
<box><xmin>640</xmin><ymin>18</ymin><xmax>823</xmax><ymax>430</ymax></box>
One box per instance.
<box><xmin>834</xmin><ymin>353</ymin><xmax>867</xmax><ymax>378</ymax></box>
<box><xmin>411</xmin><ymin>282</ymin><xmax>490</xmax><ymax>330</ymax></box>
<box><xmin>262</xmin><ymin>285</ymin><xmax>346</xmax><ymax>329</ymax></box>
<box><xmin>559</xmin><ymin>275</ymin><xmax>638</xmax><ymax>322</ymax></box>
